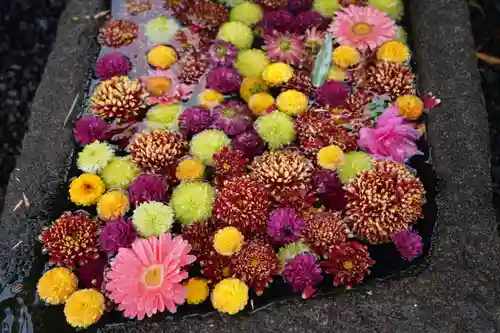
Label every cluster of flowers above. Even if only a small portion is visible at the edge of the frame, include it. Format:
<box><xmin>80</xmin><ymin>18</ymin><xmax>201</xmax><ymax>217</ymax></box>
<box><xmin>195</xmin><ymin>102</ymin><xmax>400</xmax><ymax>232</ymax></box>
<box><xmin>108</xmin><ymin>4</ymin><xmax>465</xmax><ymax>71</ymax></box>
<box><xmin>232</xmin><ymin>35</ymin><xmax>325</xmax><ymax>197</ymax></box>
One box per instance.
<box><xmin>36</xmin><ymin>0</ymin><xmax>441</xmax><ymax>329</ymax></box>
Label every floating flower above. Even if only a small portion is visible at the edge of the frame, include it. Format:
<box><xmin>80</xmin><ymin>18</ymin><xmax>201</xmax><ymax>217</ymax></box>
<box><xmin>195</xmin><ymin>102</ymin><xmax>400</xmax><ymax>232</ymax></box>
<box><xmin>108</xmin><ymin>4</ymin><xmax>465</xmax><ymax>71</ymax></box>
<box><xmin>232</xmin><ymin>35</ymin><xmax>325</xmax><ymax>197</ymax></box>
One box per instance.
<box><xmin>232</xmin><ymin>129</ymin><xmax>265</xmax><ymax>158</ymax></box>
<box><xmin>125</xmin><ymin>0</ymin><xmax>151</xmax><ymax>14</ymax></box>
<box><xmin>239</xmin><ymin>77</ymin><xmax>269</xmax><ymax>102</ymax></box>
<box><xmin>206</xmin><ymin>67</ymin><xmax>242</xmax><ymax>94</ymax></box>
<box><xmin>316</xmin><ymin>81</ymin><xmax>349</xmax><ymax>107</ymax></box>
<box><xmin>69</xmin><ymin>174</ymin><xmax>105</xmax><ymax>206</ymax></box>
<box><xmin>147</xmin><ymin>45</ymin><xmax>178</xmax><ymax>70</ymax></box>
<box><xmin>357</xmin><ymin>61</ymin><xmax>415</xmax><ymax>100</ymax></box>
<box><xmin>74</xmin><ymin>115</ymin><xmax>109</xmax><ymax>146</ymax></box>
<box><xmin>76</xmin><ymin>255</ymin><xmax>108</xmax><ymax>289</ymax></box>
<box><xmin>40</xmin><ymin>212</ymin><xmax>100</xmax><ymax>267</ymax></box>
<box><xmin>312</xmin><ymin>0</ymin><xmax>341</xmax><ymax>17</ymax></box>
<box><xmin>327</xmin><ymin>65</ymin><xmax>347</xmax><ymax>82</ymax></box>
<box><xmin>145</xmin><ymin>16</ymin><xmax>180</xmax><ymax>44</ymax></box>
<box><xmin>171</xmin><ymin>181</ymin><xmax>215</xmax><ymax>225</ymax></box>
<box><xmin>211</xmin><ymin>278</ymin><xmax>249</xmax><ymax>315</ymax></box>
<box><xmin>367</xmin><ymin>0</ymin><xmax>404</xmax><ymax>21</ymax></box>
<box><xmin>338</xmin><ymin>151</ymin><xmax>373</xmax><ymax>183</ymax></box>
<box><xmin>235</xmin><ymin>49</ymin><xmax>270</xmax><ymax>77</ymax></box>
<box><xmin>263</xmin><ymin>31</ymin><xmax>307</xmax><ymax>67</ymax></box>
<box><xmin>283</xmin><ymin>252</ymin><xmax>323</xmax><ymax>298</ymax></box>
<box><xmin>317</xmin><ymin>144</ymin><xmax>345</xmax><ymax>170</ymax></box>
<box><xmin>259</xmin><ymin>9</ymin><xmax>293</xmax><ymax>33</ymax></box>
<box><xmin>179</xmin><ymin>106</ymin><xmax>214</xmax><ymax>136</ymax></box>
<box><xmin>276</xmin><ymin>90</ymin><xmax>309</xmax><ymax>116</ymax></box>
<box><xmin>304</xmin><ymin>26</ymin><xmax>326</xmax><ymax>55</ymax></box>
<box><xmin>209</xmin><ymin>40</ymin><xmax>238</xmax><ymax>67</ymax></box>
<box><xmin>178</xmin><ymin>52</ymin><xmax>211</xmax><ymax>85</ymax></box>
<box><xmin>249</xmin><ymin>92</ymin><xmax>275</xmax><ymax>116</ymax></box>
<box><xmin>395</xmin><ymin>95</ymin><xmax>424</xmax><ymax>120</ymax></box>
<box><xmin>198</xmin><ymin>89</ymin><xmax>225</xmax><ymax>110</ymax></box>
<box><xmin>293</xmin><ymin>11</ymin><xmax>326</xmax><ymax>33</ymax></box>
<box><xmin>303</xmin><ymin>211</ymin><xmax>349</xmax><ymax>256</ymax></box>
<box><xmin>230</xmin><ymin>2</ymin><xmax>263</xmax><ymax>26</ymax></box>
<box><xmin>392</xmin><ymin>229</ymin><xmax>423</xmax><ymax>260</ymax></box>
<box><xmin>328</xmin><ymin>5</ymin><xmax>396</xmax><ymax>51</ymax></box>
<box><xmin>281</xmin><ymin>69</ymin><xmax>314</xmax><ymax>95</ymax></box>
<box><xmin>100</xmin><ymin>156</ymin><xmax>140</xmax><ymax>189</ymax></box>
<box><xmin>231</xmin><ymin>241</ymin><xmax>280</xmax><ymax>295</ymax></box>
<box><xmin>77</xmin><ymin>141</ymin><xmax>114</xmax><ymax>174</ymax></box>
<box><xmin>97</xmin><ymin>190</ymin><xmax>130</xmax><ymax>221</ymax></box>
<box><xmin>105</xmin><ymin>233</ymin><xmax>196</xmax><ymax>319</ymax></box>
<box><xmin>132</xmin><ymin>201</ymin><xmax>174</xmax><ymax>237</ymax></box>
<box><xmin>174</xmin><ymin>26</ymin><xmax>212</xmax><ymax>56</ymax></box>
<box><xmin>175</xmin><ymin>157</ymin><xmax>206</xmax><ymax>180</ymax></box>
<box><xmin>98</xmin><ymin>19</ymin><xmax>138</xmax><ymax>48</ymax></box>
<box><xmin>289</xmin><ymin>0</ymin><xmax>313</xmax><ymax>13</ymax></box>
<box><xmin>217</xmin><ymin>21</ymin><xmax>254</xmax><ymax>50</ymax></box>
<box><xmin>95</xmin><ymin>53</ymin><xmax>131</xmax><ymax>80</ymax></box>
<box><xmin>182</xmin><ymin>222</ymin><xmax>213</xmax><ymax>255</ymax></box>
<box><xmin>213</xmin><ymin>147</ymin><xmax>248</xmax><ymax>180</ymax></box>
<box><xmin>37</xmin><ymin>267</ymin><xmax>78</xmax><ymax>305</ymax></box>
<box><xmin>321</xmin><ymin>241</ymin><xmax>375</xmax><ymax>288</ymax></box>
<box><xmin>99</xmin><ymin>218</ymin><xmax>137</xmax><ymax>253</ymax></box>
<box><xmin>190</xmin><ymin>130</ymin><xmax>231</xmax><ymax>165</ymax></box>
<box><xmin>278</xmin><ymin>241</ymin><xmax>311</xmax><ymax>265</ymax></box>
<box><xmin>255</xmin><ymin>111</ymin><xmax>296</xmax><ymax>149</ymax></box>
<box><xmin>64</xmin><ymin>289</ymin><xmax>105</xmax><ymax>328</ymax></box>
<box><xmin>311</xmin><ymin>169</ymin><xmax>347</xmax><ymax>210</ymax></box>
<box><xmin>376</xmin><ymin>40</ymin><xmax>410</xmax><ymax>63</ymax></box>
<box><xmin>213</xmin><ymin>227</ymin><xmax>245</xmax><ymax>256</ymax></box>
<box><xmin>178</xmin><ymin>0</ymin><xmax>228</xmax><ymax>31</ymax></box>
<box><xmin>144</xmin><ymin>104</ymin><xmax>182</xmax><ymax>131</ymax></box>
<box><xmin>213</xmin><ymin>100</ymin><xmax>252</xmax><ymax>135</ymax></box>
<box><xmin>262</xmin><ymin>62</ymin><xmax>294</xmax><ymax>86</ymax></box>
<box><xmin>267</xmin><ymin>208</ymin><xmax>305</xmax><ymax>245</ymax></box>
<box><xmin>184</xmin><ymin>277</ymin><xmax>210</xmax><ymax>305</ymax></box>
<box><xmin>344</xmin><ymin>160</ymin><xmax>425</xmax><ymax>243</ymax></box>
<box><xmin>332</xmin><ymin>45</ymin><xmax>360</xmax><ymax>68</ymax></box>
<box><xmin>200</xmin><ymin>253</ymin><xmax>233</xmax><ymax>283</ymax></box>
<box><xmin>358</xmin><ymin>106</ymin><xmax>422</xmax><ymax>163</ymax></box>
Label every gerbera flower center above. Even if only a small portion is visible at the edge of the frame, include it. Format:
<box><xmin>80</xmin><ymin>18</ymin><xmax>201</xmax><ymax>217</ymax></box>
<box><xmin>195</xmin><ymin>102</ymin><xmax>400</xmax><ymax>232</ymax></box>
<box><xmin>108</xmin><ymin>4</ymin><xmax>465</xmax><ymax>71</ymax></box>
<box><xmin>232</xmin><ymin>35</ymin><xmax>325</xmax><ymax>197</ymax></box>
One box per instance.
<box><xmin>143</xmin><ymin>265</ymin><xmax>164</xmax><ymax>288</ymax></box>
<box><xmin>222</xmin><ymin>108</ymin><xmax>236</xmax><ymax>118</ymax></box>
<box><xmin>279</xmin><ymin>38</ymin><xmax>292</xmax><ymax>51</ymax></box>
<box><xmin>343</xmin><ymin>260</ymin><xmax>354</xmax><ymax>270</ymax></box>
<box><xmin>215</xmin><ymin>46</ymin><xmax>228</xmax><ymax>58</ymax></box>
<box><xmin>352</xmin><ymin>23</ymin><xmax>373</xmax><ymax>36</ymax></box>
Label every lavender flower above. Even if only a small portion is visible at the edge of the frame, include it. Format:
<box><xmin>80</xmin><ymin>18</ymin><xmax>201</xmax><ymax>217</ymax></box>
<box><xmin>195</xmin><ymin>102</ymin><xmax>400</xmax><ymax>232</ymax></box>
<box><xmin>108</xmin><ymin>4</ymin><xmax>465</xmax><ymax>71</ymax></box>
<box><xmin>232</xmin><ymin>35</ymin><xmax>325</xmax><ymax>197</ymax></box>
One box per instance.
<box><xmin>128</xmin><ymin>174</ymin><xmax>168</xmax><ymax>206</ymax></box>
<box><xmin>283</xmin><ymin>252</ymin><xmax>323</xmax><ymax>298</ymax></box>
<box><xmin>73</xmin><ymin>115</ymin><xmax>109</xmax><ymax>145</ymax></box>
<box><xmin>392</xmin><ymin>229</ymin><xmax>423</xmax><ymax>261</ymax></box>
<box><xmin>206</xmin><ymin>67</ymin><xmax>242</xmax><ymax>94</ymax></box>
<box><xmin>179</xmin><ymin>106</ymin><xmax>214</xmax><ymax>136</ymax></box>
<box><xmin>311</xmin><ymin>169</ymin><xmax>347</xmax><ymax>210</ymax></box>
<box><xmin>99</xmin><ymin>218</ymin><xmax>137</xmax><ymax>254</ymax></box>
<box><xmin>232</xmin><ymin>129</ymin><xmax>265</xmax><ymax>158</ymax></box>
<box><xmin>95</xmin><ymin>53</ymin><xmax>132</xmax><ymax>80</ymax></box>
<box><xmin>213</xmin><ymin>100</ymin><xmax>252</xmax><ymax>136</ymax></box>
<box><xmin>209</xmin><ymin>41</ymin><xmax>238</xmax><ymax>67</ymax></box>
<box><xmin>267</xmin><ymin>208</ymin><xmax>305</xmax><ymax>245</ymax></box>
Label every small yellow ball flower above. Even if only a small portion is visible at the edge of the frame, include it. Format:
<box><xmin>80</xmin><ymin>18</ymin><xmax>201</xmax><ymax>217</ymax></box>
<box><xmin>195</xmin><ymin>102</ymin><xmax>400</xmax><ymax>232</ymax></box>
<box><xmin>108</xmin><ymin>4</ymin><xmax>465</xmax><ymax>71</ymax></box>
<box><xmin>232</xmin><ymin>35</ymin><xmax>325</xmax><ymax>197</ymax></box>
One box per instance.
<box><xmin>37</xmin><ymin>267</ymin><xmax>78</xmax><ymax>305</ymax></box>
<box><xmin>175</xmin><ymin>157</ymin><xmax>205</xmax><ymax>180</ymax></box>
<box><xmin>147</xmin><ymin>45</ymin><xmax>177</xmax><ymax>70</ymax></box>
<box><xmin>211</xmin><ymin>278</ymin><xmax>249</xmax><ymax>315</ymax></box>
<box><xmin>332</xmin><ymin>45</ymin><xmax>360</xmax><ymax>69</ymax></box>
<box><xmin>327</xmin><ymin>65</ymin><xmax>347</xmax><ymax>82</ymax></box>
<box><xmin>145</xmin><ymin>77</ymin><xmax>172</xmax><ymax>97</ymax></box>
<box><xmin>396</xmin><ymin>95</ymin><xmax>424</xmax><ymax>120</ymax></box>
<box><xmin>376</xmin><ymin>41</ymin><xmax>410</xmax><ymax>63</ymax></box>
<box><xmin>198</xmin><ymin>89</ymin><xmax>225</xmax><ymax>109</ymax></box>
<box><xmin>184</xmin><ymin>277</ymin><xmax>210</xmax><ymax>305</ymax></box>
<box><xmin>213</xmin><ymin>227</ymin><xmax>244</xmax><ymax>256</ymax></box>
<box><xmin>276</xmin><ymin>90</ymin><xmax>309</xmax><ymax>116</ymax></box>
<box><xmin>96</xmin><ymin>190</ymin><xmax>130</xmax><ymax>221</ymax></box>
<box><xmin>64</xmin><ymin>289</ymin><xmax>105</xmax><ymax>329</ymax></box>
<box><xmin>248</xmin><ymin>92</ymin><xmax>275</xmax><ymax>116</ymax></box>
<box><xmin>69</xmin><ymin>174</ymin><xmax>105</xmax><ymax>206</ymax></box>
<box><xmin>240</xmin><ymin>76</ymin><xmax>269</xmax><ymax>102</ymax></box>
<box><xmin>317</xmin><ymin>145</ymin><xmax>345</xmax><ymax>170</ymax></box>
<box><xmin>262</xmin><ymin>62</ymin><xmax>294</xmax><ymax>86</ymax></box>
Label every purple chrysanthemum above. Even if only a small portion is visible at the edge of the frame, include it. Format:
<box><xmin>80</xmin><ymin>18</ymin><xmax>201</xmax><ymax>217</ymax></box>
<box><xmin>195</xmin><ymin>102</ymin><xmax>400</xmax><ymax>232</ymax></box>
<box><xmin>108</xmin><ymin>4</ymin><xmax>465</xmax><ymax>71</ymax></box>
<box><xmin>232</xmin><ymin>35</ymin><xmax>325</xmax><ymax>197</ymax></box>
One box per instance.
<box><xmin>289</xmin><ymin>0</ymin><xmax>313</xmax><ymax>13</ymax></box>
<box><xmin>76</xmin><ymin>255</ymin><xmax>108</xmax><ymax>289</ymax></box>
<box><xmin>179</xmin><ymin>106</ymin><xmax>214</xmax><ymax>136</ymax></box>
<box><xmin>392</xmin><ymin>230</ymin><xmax>423</xmax><ymax>261</ymax></box>
<box><xmin>73</xmin><ymin>115</ymin><xmax>109</xmax><ymax>145</ymax></box>
<box><xmin>208</xmin><ymin>40</ymin><xmax>238</xmax><ymax>67</ymax></box>
<box><xmin>206</xmin><ymin>67</ymin><xmax>242</xmax><ymax>94</ymax></box>
<box><xmin>260</xmin><ymin>9</ymin><xmax>293</xmax><ymax>34</ymax></box>
<box><xmin>99</xmin><ymin>218</ymin><xmax>137</xmax><ymax>254</ymax></box>
<box><xmin>283</xmin><ymin>252</ymin><xmax>323</xmax><ymax>298</ymax></box>
<box><xmin>95</xmin><ymin>53</ymin><xmax>132</xmax><ymax>80</ymax></box>
<box><xmin>232</xmin><ymin>129</ymin><xmax>265</xmax><ymax>158</ymax></box>
<box><xmin>311</xmin><ymin>170</ymin><xmax>347</xmax><ymax>210</ymax></box>
<box><xmin>213</xmin><ymin>100</ymin><xmax>252</xmax><ymax>136</ymax></box>
<box><xmin>316</xmin><ymin>81</ymin><xmax>350</xmax><ymax>107</ymax></box>
<box><xmin>128</xmin><ymin>174</ymin><xmax>168</xmax><ymax>206</ymax></box>
<box><xmin>267</xmin><ymin>208</ymin><xmax>305</xmax><ymax>245</ymax></box>
<box><xmin>292</xmin><ymin>11</ymin><xmax>327</xmax><ymax>34</ymax></box>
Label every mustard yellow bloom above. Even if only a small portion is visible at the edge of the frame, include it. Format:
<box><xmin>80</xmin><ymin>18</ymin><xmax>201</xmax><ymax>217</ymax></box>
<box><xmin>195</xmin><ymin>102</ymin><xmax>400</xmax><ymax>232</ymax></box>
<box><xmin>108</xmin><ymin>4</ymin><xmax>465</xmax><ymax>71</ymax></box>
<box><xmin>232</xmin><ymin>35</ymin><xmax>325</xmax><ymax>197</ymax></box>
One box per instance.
<box><xmin>213</xmin><ymin>226</ymin><xmax>244</xmax><ymax>256</ymax></box>
<box><xmin>377</xmin><ymin>41</ymin><xmax>410</xmax><ymax>63</ymax></box>
<box><xmin>184</xmin><ymin>277</ymin><xmax>210</xmax><ymax>305</ymax></box>
<box><xmin>69</xmin><ymin>173</ymin><xmax>105</xmax><ymax>206</ymax></box>
<box><xmin>262</xmin><ymin>62</ymin><xmax>294</xmax><ymax>86</ymax></box>
<box><xmin>97</xmin><ymin>190</ymin><xmax>130</xmax><ymax>221</ymax></box>
<box><xmin>211</xmin><ymin>278</ymin><xmax>249</xmax><ymax>315</ymax></box>
<box><xmin>332</xmin><ymin>45</ymin><xmax>360</xmax><ymax>68</ymax></box>
<box><xmin>198</xmin><ymin>89</ymin><xmax>225</xmax><ymax>109</ymax></box>
<box><xmin>64</xmin><ymin>289</ymin><xmax>105</xmax><ymax>328</ymax></box>
<box><xmin>327</xmin><ymin>65</ymin><xmax>347</xmax><ymax>82</ymax></box>
<box><xmin>248</xmin><ymin>92</ymin><xmax>275</xmax><ymax>116</ymax></box>
<box><xmin>175</xmin><ymin>157</ymin><xmax>205</xmax><ymax>180</ymax></box>
<box><xmin>276</xmin><ymin>90</ymin><xmax>309</xmax><ymax>116</ymax></box>
<box><xmin>317</xmin><ymin>145</ymin><xmax>345</xmax><ymax>170</ymax></box>
<box><xmin>37</xmin><ymin>267</ymin><xmax>78</xmax><ymax>305</ymax></box>
<box><xmin>240</xmin><ymin>76</ymin><xmax>269</xmax><ymax>102</ymax></box>
<box><xmin>396</xmin><ymin>95</ymin><xmax>424</xmax><ymax>120</ymax></box>
<box><xmin>147</xmin><ymin>45</ymin><xmax>177</xmax><ymax>70</ymax></box>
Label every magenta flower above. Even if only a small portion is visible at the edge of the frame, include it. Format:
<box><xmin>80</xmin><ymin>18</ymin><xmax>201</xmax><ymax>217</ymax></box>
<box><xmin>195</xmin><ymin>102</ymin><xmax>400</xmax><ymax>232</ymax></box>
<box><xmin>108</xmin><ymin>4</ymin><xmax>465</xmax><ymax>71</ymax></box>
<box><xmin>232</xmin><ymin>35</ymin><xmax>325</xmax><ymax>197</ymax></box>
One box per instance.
<box><xmin>289</xmin><ymin>0</ymin><xmax>313</xmax><ymax>13</ymax></box>
<box><xmin>179</xmin><ymin>106</ymin><xmax>214</xmax><ymax>136</ymax></box>
<box><xmin>232</xmin><ymin>129</ymin><xmax>265</xmax><ymax>158</ymax></box>
<box><xmin>316</xmin><ymin>81</ymin><xmax>350</xmax><ymax>107</ymax></box>
<box><xmin>99</xmin><ymin>218</ymin><xmax>137</xmax><ymax>254</ymax></box>
<box><xmin>311</xmin><ymin>170</ymin><xmax>347</xmax><ymax>210</ymax></box>
<box><xmin>358</xmin><ymin>107</ymin><xmax>422</xmax><ymax>163</ymax></box>
<box><xmin>260</xmin><ymin>9</ymin><xmax>293</xmax><ymax>34</ymax></box>
<box><xmin>263</xmin><ymin>31</ymin><xmax>307</xmax><ymax>67</ymax></box>
<box><xmin>206</xmin><ymin>67</ymin><xmax>242</xmax><ymax>94</ymax></box>
<box><xmin>292</xmin><ymin>11</ymin><xmax>327</xmax><ymax>34</ymax></box>
<box><xmin>208</xmin><ymin>41</ymin><xmax>238</xmax><ymax>67</ymax></box>
<box><xmin>128</xmin><ymin>174</ymin><xmax>168</xmax><ymax>206</ymax></box>
<box><xmin>73</xmin><ymin>115</ymin><xmax>109</xmax><ymax>145</ymax></box>
<box><xmin>95</xmin><ymin>53</ymin><xmax>131</xmax><ymax>80</ymax></box>
<box><xmin>76</xmin><ymin>255</ymin><xmax>108</xmax><ymax>289</ymax></box>
<box><xmin>283</xmin><ymin>252</ymin><xmax>323</xmax><ymax>298</ymax></box>
<box><xmin>392</xmin><ymin>229</ymin><xmax>423</xmax><ymax>261</ymax></box>
<box><xmin>267</xmin><ymin>208</ymin><xmax>305</xmax><ymax>245</ymax></box>
<box><xmin>213</xmin><ymin>100</ymin><xmax>252</xmax><ymax>136</ymax></box>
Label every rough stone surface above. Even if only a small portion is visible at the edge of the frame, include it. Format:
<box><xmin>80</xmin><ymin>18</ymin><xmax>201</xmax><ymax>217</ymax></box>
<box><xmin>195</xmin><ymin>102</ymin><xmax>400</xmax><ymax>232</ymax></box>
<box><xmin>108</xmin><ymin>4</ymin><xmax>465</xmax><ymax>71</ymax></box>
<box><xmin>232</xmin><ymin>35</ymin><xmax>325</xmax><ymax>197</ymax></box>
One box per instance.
<box><xmin>1</xmin><ymin>0</ymin><xmax>500</xmax><ymax>332</ymax></box>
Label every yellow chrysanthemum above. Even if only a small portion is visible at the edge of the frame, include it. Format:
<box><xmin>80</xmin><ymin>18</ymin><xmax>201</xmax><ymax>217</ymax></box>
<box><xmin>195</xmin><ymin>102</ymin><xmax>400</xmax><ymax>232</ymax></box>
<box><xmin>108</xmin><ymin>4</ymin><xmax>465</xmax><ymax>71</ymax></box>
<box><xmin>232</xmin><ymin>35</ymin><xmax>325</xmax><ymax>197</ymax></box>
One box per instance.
<box><xmin>175</xmin><ymin>157</ymin><xmax>205</xmax><ymax>180</ymax></box>
<box><xmin>276</xmin><ymin>90</ymin><xmax>309</xmax><ymax>116</ymax></box>
<box><xmin>145</xmin><ymin>77</ymin><xmax>172</xmax><ymax>97</ymax></box>
<box><xmin>396</xmin><ymin>95</ymin><xmax>424</xmax><ymax>120</ymax></box>
<box><xmin>198</xmin><ymin>89</ymin><xmax>225</xmax><ymax>109</ymax></box>
<box><xmin>317</xmin><ymin>145</ymin><xmax>345</xmax><ymax>170</ymax></box>
<box><xmin>240</xmin><ymin>76</ymin><xmax>269</xmax><ymax>102</ymax></box>
<box><xmin>147</xmin><ymin>45</ymin><xmax>177</xmax><ymax>70</ymax></box>
<box><xmin>332</xmin><ymin>45</ymin><xmax>360</xmax><ymax>69</ymax></box>
<box><xmin>37</xmin><ymin>267</ymin><xmax>78</xmax><ymax>305</ymax></box>
<box><xmin>64</xmin><ymin>289</ymin><xmax>105</xmax><ymax>329</ymax></box>
<box><xmin>248</xmin><ymin>92</ymin><xmax>275</xmax><ymax>116</ymax></box>
<box><xmin>96</xmin><ymin>190</ymin><xmax>130</xmax><ymax>221</ymax></box>
<box><xmin>213</xmin><ymin>227</ymin><xmax>244</xmax><ymax>256</ymax></box>
<box><xmin>184</xmin><ymin>277</ymin><xmax>210</xmax><ymax>305</ymax></box>
<box><xmin>376</xmin><ymin>41</ymin><xmax>410</xmax><ymax>63</ymax></box>
<box><xmin>327</xmin><ymin>65</ymin><xmax>347</xmax><ymax>82</ymax></box>
<box><xmin>69</xmin><ymin>174</ymin><xmax>105</xmax><ymax>206</ymax></box>
<box><xmin>211</xmin><ymin>278</ymin><xmax>249</xmax><ymax>315</ymax></box>
<box><xmin>262</xmin><ymin>62</ymin><xmax>294</xmax><ymax>86</ymax></box>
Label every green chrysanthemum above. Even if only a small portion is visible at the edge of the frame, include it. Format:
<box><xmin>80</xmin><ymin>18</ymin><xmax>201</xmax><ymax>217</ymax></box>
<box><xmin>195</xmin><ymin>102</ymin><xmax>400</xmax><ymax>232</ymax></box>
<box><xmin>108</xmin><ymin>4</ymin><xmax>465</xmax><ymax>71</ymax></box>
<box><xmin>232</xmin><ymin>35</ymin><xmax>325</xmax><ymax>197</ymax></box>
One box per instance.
<box><xmin>190</xmin><ymin>130</ymin><xmax>231</xmax><ymax>166</ymax></box>
<box><xmin>230</xmin><ymin>2</ymin><xmax>263</xmax><ymax>27</ymax></box>
<box><xmin>367</xmin><ymin>0</ymin><xmax>404</xmax><ymax>21</ymax></box>
<box><xmin>338</xmin><ymin>151</ymin><xmax>373</xmax><ymax>184</ymax></box>
<box><xmin>145</xmin><ymin>16</ymin><xmax>180</xmax><ymax>44</ymax></box>
<box><xmin>235</xmin><ymin>49</ymin><xmax>270</xmax><ymax>77</ymax></box>
<box><xmin>100</xmin><ymin>156</ymin><xmax>140</xmax><ymax>189</ymax></box>
<box><xmin>217</xmin><ymin>21</ymin><xmax>254</xmax><ymax>50</ymax></box>
<box><xmin>170</xmin><ymin>181</ymin><xmax>214</xmax><ymax>225</ymax></box>
<box><xmin>277</xmin><ymin>241</ymin><xmax>311</xmax><ymax>266</ymax></box>
<box><xmin>132</xmin><ymin>201</ymin><xmax>175</xmax><ymax>237</ymax></box>
<box><xmin>77</xmin><ymin>141</ymin><xmax>114</xmax><ymax>174</ymax></box>
<box><xmin>312</xmin><ymin>0</ymin><xmax>341</xmax><ymax>18</ymax></box>
<box><xmin>144</xmin><ymin>104</ymin><xmax>183</xmax><ymax>131</ymax></box>
<box><xmin>255</xmin><ymin>111</ymin><xmax>296</xmax><ymax>150</ymax></box>
<box><xmin>395</xmin><ymin>26</ymin><xmax>408</xmax><ymax>44</ymax></box>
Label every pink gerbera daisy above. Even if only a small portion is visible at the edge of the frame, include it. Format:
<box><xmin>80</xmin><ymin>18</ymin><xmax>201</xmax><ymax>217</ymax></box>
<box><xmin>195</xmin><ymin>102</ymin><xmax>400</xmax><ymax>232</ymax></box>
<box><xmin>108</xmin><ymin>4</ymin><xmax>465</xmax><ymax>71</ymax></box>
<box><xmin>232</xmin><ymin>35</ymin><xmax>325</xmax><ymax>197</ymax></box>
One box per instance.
<box><xmin>263</xmin><ymin>31</ymin><xmax>307</xmax><ymax>67</ymax></box>
<box><xmin>328</xmin><ymin>5</ymin><xmax>396</xmax><ymax>51</ymax></box>
<box><xmin>105</xmin><ymin>233</ymin><xmax>196</xmax><ymax>319</ymax></box>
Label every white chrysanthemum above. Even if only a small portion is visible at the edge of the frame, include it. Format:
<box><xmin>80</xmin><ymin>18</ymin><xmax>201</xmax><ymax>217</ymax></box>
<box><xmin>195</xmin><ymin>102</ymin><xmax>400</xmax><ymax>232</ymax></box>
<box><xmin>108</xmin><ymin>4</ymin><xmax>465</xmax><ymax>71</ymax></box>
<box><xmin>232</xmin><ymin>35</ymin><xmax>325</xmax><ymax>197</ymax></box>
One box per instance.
<box><xmin>132</xmin><ymin>201</ymin><xmax>175</xmax><ymax>237</ymax></box>
<box><xmin>145</xmin><ymin>16</ymin><xmax>180</xmax><ymax>44</ymax></box>
<box><xmin>77</xmin><ymin>141</ymin><xmax>114</xmax><ymax>174</ymax></box>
